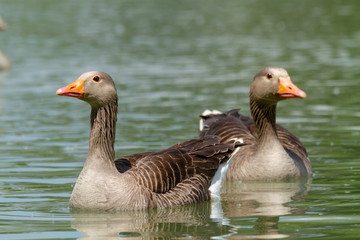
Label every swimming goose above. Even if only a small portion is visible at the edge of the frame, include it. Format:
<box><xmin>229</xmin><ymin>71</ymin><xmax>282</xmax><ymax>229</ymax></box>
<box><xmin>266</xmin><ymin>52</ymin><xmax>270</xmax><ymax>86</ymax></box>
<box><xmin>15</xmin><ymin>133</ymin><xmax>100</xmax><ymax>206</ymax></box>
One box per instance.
<box><xmin>0</xmin><ymin>16</ymin><xmax>10</xmax><ymax>70</ymax></box>
<box><xmin>57</xmin><ymin>71</ymin><xmax>240</xmax><ymax>210</ymax></box>
<box><xmin>200</xmin><ymin>67</ymin><xmax>312</xmax><ymax>180</ymax></box>
<box><xmin>0</xmin><ymin>16</ymin><xmax>7</xmax><ymax>30</ymax></box>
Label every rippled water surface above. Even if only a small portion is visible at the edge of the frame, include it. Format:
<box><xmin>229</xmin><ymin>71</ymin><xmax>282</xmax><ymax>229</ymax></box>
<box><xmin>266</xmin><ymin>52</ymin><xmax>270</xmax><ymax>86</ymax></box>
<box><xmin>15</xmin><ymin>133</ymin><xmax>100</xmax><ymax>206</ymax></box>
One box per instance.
<box><xmin>1</xmin><ymin>0</ymin><xmax>360</xmax><ymax>239</ymax></box>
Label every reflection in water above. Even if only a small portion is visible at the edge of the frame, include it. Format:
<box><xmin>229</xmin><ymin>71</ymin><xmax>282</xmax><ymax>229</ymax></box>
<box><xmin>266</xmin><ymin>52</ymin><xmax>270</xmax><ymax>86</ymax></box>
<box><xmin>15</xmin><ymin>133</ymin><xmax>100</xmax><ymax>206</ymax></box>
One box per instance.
<box><xmin>222</xmin><ymin>179</ymin><xmax>311</xmax><ymax>217</ymax></box>
<box><xmin>71</xmin><ymin>202</ymin><xmax>232</xmax><ymax>239</ymax></box>
<box><xmin>71</xmin><ymin>179</ymin><xmax>311</xmax><ymax>239</ymax></box>
<box><xmin>221</xmin><ymin>179</ymin><xmax>312</xmax><ymax>239</ymax></box>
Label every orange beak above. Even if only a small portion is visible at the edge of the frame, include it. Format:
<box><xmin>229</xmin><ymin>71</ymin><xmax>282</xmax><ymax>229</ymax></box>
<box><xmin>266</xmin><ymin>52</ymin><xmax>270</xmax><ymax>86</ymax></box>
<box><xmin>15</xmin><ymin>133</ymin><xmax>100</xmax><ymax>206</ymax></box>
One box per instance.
<box><xmin>56</xmin><ymin>78</ymin><xmax>85</xmax><ymax>98</ymax></box>
<box><xmin>277</xmin><ymin>76</ymin><xmax>306</xmax><ymax>99</ymax></box>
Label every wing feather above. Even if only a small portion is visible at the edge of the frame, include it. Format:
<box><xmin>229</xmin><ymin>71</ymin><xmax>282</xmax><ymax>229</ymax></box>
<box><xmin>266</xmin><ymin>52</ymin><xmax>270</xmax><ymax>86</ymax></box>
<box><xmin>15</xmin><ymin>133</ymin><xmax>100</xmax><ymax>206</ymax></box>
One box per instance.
<box><xmin>115</xmin><ymin>135</ymin><xmax>239</xmax><ymax>198</ymax></box>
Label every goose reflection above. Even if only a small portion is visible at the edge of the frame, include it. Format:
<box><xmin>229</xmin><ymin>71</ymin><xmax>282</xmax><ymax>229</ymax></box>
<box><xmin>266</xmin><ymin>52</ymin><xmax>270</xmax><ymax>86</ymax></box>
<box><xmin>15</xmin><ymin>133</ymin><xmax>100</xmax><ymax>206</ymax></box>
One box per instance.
<box><xmin>71</xmin><ymin>202</ymin><xmax>232</xmax><ymax>239</ymax></box>
<box><xmin>71</xmin><ymin>179</ymin><xmax>311</xmax><ymax>239</ymax></box>
<box><xmin>221</xmin><ymin>178</ymin><xmax>311</xmax><ymax>239</ymax></box>
<box><xmin>221</xmin><ymin>179</ymin><xmax>311</xmax><ymax>217</ymax></box>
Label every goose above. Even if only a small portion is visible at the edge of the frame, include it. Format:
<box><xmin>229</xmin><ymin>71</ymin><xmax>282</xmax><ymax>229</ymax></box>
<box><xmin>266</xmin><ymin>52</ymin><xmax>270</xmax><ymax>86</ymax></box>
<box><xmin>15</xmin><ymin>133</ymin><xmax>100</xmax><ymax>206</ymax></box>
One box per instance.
<box><xmin>0</xmin><ymin>51</ymin><xmax>10</xmax><ymax>70</ymax></box>
<box><xmin>0</xmin><ymin>16</ymin><xmax>7</xmax><ymax>30</ymax></box>
<box><xmin>56</xmin><ymin>71</ymin><xmax>240</xmax><ymax>210</ymax></box>
<box><xmin>200</xmin><ymin>67</ymin><xmax>312</xmax><ymax>181</ymax></box>
<box><xmin>0</xmin><ymin>16</ymin><xmax>10</xmax><ymax>71</ymax></box>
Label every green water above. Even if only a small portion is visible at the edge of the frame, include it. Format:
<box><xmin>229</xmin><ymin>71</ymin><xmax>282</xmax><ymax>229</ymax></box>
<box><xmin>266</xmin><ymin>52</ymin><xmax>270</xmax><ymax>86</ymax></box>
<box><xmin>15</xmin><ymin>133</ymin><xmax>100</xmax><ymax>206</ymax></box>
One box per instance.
<box><xmin>1</xmin><ymin>0</ymin><xmax>360</xmax><ymax>239</ymax></box>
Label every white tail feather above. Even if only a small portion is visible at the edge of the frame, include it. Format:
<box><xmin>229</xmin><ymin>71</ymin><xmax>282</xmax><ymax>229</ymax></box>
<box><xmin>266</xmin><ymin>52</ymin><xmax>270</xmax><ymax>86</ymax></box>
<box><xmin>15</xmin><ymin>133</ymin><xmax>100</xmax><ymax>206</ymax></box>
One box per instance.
<box><xmin>199</xmin><ymin>109</ymin><xmax>223</xmax><ymax>131</ymax></box>
<box><xmin>201</xmin><ymin>109</ymin><xmax>222</xmax><ymax>116</ymax></box>
<box><xmin>209</xmin><ymin>147</ymin><xmax>241</xmax><ymax>200</ymax></box>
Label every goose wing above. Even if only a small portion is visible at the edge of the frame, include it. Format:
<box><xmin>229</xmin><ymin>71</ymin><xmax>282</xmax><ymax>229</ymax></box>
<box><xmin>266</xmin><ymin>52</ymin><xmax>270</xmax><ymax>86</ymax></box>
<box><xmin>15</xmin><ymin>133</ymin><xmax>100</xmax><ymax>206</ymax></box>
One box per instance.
<box><xmin>120</xmin><ymin>135</ymin><xmax>238</xmax><ymax>195</ymax></box>
<box><xmin>115</xmin><ymin>152</ymin><xmax>153</xmax><ymax>173</ymax></box>
<box><xmin>200</xmin><ymin>109</ymin><xmax>257</xmax><ymax>146</ymax></box>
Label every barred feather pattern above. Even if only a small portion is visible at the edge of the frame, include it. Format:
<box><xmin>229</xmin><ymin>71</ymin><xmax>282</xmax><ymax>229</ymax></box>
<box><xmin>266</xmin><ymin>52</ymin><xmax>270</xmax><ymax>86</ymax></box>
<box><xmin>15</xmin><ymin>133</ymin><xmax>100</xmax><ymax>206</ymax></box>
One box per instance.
<box><xmin>89</xmin><ymin>101</ymin><xmax>118</xmax><ymax>162</ymax></box>
<box><xmin>249</xmin><ymin>97</ymin><xmax>278</xmax><ymax>144</ymax></box>
<box><xmin>200</xmin><ymin>109</ymin><xmax>255</xmax><ymax>145</ymax></box>
<box><xmin>120</xmin><ymin>135</ymin><xmax>238</xmax><ymax>197</ymax></box>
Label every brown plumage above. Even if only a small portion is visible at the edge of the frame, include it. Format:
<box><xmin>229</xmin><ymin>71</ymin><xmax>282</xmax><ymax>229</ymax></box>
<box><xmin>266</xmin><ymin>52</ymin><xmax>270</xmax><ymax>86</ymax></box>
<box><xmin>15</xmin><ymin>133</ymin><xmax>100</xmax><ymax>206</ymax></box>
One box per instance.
<box><xmin>56</xmin><ymin>71</ymin><xmax>239</xmax><ymax>211</ymax></box>
<box><xmin>200</xmin><ymin>67</ymin><xmax>312</xmax><ymax>181</ymax></box>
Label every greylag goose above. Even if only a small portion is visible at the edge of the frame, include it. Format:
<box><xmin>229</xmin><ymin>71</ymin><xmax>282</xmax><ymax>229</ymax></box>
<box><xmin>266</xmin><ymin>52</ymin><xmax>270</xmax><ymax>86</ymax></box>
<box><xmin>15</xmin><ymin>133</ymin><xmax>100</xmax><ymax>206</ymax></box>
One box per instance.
<box><xmin>0</xmin><ymin>16</ymin><xmax>7</xmax><ymax>30</ymax></box>
<box><xmin>56</xmin><ymin>71</ymin><xmax>240</xmax><ymax>211</ymax></box>
<box><xmin>0</xmin><ymin>16</ymin><xmax>10</xmax><ymax>71</ymax></box>
<box><xmin>200</xmin><ymin>67</ymin><xmax>312</xmax><ymax>181</ymax></box>
<box><xmin>0</xmin><ymin>51</ymin><xmax>10</xmax><ymax>70</ymax></box>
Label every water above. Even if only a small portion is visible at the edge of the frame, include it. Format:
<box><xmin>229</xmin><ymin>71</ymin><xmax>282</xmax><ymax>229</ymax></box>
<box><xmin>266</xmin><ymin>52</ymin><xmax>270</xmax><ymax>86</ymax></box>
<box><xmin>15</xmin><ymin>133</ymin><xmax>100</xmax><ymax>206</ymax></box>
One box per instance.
<box><xmin>1</xmin><ymin>0</ymin><xmax>360</xmax><ymax>239</ymax></box>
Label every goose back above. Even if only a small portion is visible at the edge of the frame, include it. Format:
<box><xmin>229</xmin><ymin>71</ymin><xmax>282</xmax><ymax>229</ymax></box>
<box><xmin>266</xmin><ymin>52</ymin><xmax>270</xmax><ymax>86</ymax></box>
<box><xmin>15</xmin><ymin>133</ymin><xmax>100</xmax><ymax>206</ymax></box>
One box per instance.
<box><xmin>116</xmin><ymin>135</ymin><xmax>239</xmax><ymax>195</ymax></box>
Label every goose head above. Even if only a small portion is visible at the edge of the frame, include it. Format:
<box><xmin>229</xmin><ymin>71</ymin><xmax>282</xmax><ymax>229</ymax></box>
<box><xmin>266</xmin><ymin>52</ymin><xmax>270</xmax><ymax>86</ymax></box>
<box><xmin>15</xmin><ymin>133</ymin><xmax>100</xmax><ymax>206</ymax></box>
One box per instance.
<box><xmin>56</xmin><ymin>71</ymin><xmax>117</xmax><ymax>108</ymax></box>
<box><xmin>250</xmin><ymin>67</ymin><xmax>306</xmax><ymax>105</ymax></box>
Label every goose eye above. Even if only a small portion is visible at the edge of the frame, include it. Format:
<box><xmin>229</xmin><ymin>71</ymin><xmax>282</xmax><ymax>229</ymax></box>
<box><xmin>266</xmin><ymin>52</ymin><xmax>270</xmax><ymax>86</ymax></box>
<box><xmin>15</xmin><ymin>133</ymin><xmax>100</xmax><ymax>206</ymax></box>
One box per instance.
<box><xmin>92</xmin><ymin>75</ymin><xmax>100</xmax><ymax>82</ymax></box>
<box><xmin>266</xmin><ymin>73</ymin><xmax>273</xmax><ymax>80</ymax></box>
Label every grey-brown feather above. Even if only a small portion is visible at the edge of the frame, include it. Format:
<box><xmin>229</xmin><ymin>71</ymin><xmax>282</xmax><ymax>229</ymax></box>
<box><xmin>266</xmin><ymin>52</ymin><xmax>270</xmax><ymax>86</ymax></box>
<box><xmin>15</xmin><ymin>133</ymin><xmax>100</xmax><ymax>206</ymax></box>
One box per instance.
<box><xmin>116</xmin><ymin>135</ymin><xmax>238</xmax><ymax>195</ymax></box>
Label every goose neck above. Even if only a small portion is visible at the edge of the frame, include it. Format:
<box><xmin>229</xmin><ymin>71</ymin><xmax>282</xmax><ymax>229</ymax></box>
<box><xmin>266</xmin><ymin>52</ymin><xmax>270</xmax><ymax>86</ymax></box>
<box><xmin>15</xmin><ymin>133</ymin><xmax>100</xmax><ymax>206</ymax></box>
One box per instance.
<box><xmin>250</xmin><ymin>98</ymin><xmax>278</xmax><ymax>146</ymax></box>
<box><xmin>85</xmin><ymin>102</ymin><xmax>118</xmax><ymax>170</ymax></box>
